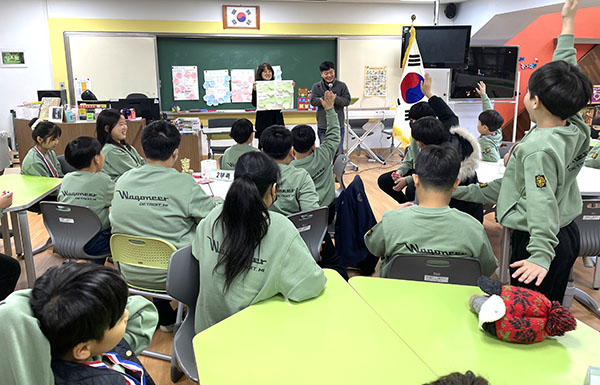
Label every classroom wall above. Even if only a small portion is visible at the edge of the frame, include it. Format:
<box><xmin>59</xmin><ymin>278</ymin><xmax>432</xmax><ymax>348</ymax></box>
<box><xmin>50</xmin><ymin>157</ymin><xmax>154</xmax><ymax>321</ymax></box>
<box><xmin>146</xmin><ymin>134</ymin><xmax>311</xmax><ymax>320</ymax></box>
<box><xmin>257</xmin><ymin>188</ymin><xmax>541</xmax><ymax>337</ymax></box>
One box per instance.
<box><xmin>0</xmin><ymin>0</ymin><xmax>54</xmax><ymax>139</ymax></box>
<box><xmin>494</xmin><ymin>5</ymin><xmax>600</xmax><ymax>136</ymax></box>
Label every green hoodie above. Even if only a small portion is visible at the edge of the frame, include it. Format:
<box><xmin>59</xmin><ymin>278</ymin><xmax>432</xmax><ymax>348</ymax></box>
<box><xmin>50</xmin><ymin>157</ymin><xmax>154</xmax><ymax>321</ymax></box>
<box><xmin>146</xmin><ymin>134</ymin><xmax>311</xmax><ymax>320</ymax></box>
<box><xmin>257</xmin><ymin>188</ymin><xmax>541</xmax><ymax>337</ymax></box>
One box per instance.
<box><xmin>101</xmin><ymin>143</ymin><xmax>145</xmax><ymax>181</ymax></box>
<box><xmin>478</xmin><ymin>93</ymin><xmax>503</xmax><ymax>163</ymax></box>
<box><xmin>291</xmin><ymin>108</ymin><xmax>340</xmax><ymax>207</ymax></box>
<box><xmin>269</xmin><ymin>163</ymin><xmax>320</xmax><ymax>216</ymax></box>
<box><xmin>453</xmin><ymin>34</ymin><xmax>590</xmax><ymax>271</ymax></box>
<box><xmin>220</xmin><ymin>144</ymin><xmax>258</xmax><ymax>170</ymax></box>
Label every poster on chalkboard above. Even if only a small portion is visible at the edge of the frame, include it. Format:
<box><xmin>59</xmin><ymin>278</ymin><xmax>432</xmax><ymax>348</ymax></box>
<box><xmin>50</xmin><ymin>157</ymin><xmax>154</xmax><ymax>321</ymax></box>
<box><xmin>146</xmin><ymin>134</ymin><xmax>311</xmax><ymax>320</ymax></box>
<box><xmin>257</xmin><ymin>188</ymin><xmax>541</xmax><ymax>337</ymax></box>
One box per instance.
<box><xmin>231</xmin><ymin>69</ymin><xmax>254</xmax><ymax>103</ymax></box>
<box><xmin>203</xmin><ymin>69</ymin><xmax>232</xmax><ymax>106</ymax></box>
<box><xmin>256</xmin><ymin>80</ymin><xmax>294</xmax><ymax>110</ymax></box>
<box><xmin>364</xmin><ymin>66</ymin><xmax>387</xmax><ymax>97</ymax></box>
<box><xmin>172</xmin><ymin>66</ymin><xmax>199</xmax><ymax>101</ymax></box>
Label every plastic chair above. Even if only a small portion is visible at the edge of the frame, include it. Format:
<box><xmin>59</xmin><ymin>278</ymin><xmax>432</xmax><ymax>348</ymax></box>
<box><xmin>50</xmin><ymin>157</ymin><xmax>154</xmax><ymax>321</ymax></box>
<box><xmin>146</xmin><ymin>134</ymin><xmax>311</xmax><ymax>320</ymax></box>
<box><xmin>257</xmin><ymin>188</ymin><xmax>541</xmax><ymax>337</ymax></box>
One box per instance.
<box><xmin>166</xmin><ymin>245</ymin><xmax>199</xmax><ymax>383</ymax></box>
<box><xmin>563</xmin><ymin>197</ymin><xmax>600</xmax><ymax>317</ymax></box>
<box><xmin>39</xmin><ymin>202</ymin><xmax>109</xmax><ymax>261</ymax></box>
<box><xmin>57</xmin><ymin>155</ymin><xmax>76</xmax><ymax>174</ymax></box>
<box><xmin>287</xmin><ymin>206</ymin><xmax>329</xmax><ymax>262</ymax></box>
<box><xmin>110</xmin><ymin>234</ymin><xmax>183</xmax><ymax>361</ymax></box>
<box><xmin>207</xmin><ymin>118</ymin><xmax>237</xmax><ymax>158</ymax></box>
<box><xmin>384</xmin><ymin>253</ymin><xmax>483</xmax><ymax>286</ymax></box>
<box><xmin>332</xmin><ymin>154</ymin><xmax>349</xmax><ymax>197</ymax></box>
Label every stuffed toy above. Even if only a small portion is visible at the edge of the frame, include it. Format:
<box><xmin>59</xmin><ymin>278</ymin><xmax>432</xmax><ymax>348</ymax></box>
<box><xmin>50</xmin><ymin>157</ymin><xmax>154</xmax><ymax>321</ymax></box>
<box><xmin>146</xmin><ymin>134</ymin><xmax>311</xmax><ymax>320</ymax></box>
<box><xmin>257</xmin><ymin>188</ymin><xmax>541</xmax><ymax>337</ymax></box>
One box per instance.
<box><xmin>469</xmin><ymin>276</ymin><xmax>577</xmax><ymax>344</ymax></box>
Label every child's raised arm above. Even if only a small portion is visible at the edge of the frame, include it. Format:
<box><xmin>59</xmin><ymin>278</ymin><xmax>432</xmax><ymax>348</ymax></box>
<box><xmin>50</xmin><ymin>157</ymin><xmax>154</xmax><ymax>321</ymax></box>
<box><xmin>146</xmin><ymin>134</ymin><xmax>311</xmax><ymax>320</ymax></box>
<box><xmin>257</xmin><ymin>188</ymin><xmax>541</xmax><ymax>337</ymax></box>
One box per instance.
<box><xmin>561</xmin><ymin>0</ymin><xmax>577</xmax><ymax>35</ymax></box>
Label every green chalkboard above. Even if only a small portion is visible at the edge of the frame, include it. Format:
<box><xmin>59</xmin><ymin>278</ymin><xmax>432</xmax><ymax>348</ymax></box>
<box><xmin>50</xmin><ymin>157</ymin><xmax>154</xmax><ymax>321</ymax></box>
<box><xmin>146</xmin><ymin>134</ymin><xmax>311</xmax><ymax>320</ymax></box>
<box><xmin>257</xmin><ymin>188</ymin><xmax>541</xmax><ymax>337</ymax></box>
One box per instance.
<box><xmin>157</xmin><ymin>37</ymin><xmax>337</xmax><ymax>111</ymax></box>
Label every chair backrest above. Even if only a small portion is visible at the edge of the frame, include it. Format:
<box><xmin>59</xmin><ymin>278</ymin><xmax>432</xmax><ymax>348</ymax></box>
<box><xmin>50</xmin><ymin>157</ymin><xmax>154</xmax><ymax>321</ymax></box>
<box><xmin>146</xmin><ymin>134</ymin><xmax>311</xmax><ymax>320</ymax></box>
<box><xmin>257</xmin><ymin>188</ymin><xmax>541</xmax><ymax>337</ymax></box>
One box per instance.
<box><xmin>208</xmin><ymin>118</ymin><xmax>237</xmax><ymax>129</ymax></box>
<box><xmin>166</xmin><ymin>245</ymin><xmax>199</xmax><ymax>382</ymax></box>
<box><xmin>56</xmin><ymin>155</ymin><xmax>76</xmax><ymax>174</ymax></box>
<box><xmin>110</xmin><ymin>234</ymin><xmax>176</xmax><ymax>270</ymax></box>
<box><xmin>333</xmin><ymin>154</ymin><xmax>349</xmax><ymax>193</ymax></box>
<box><xmin>499</xmin><ymin>141</ymin><xmax>514</xmax><ymax>158</ymax></box>
<box><xmin>287</xmin><ymin>206</ymin><xmax>329</xmax><ymax>262</ymax></box>
<box><xmin>385</xmin><ymin>254</ymin><xmax>482</xmax><ymax>286</ymax></box>
<box><xmin>40</xmin><ymin>202</ymin><xmax>106</xmax><ymax>260</ymax></box>
<box><xmin>574</xmin><ymin>197</ymin><xmax>600</xmax><ymax>257</ymax></box>
<box><xmin>126</xmin><ymin>93</ymin><xmax>148</xmax><ymax>99</ymax></box>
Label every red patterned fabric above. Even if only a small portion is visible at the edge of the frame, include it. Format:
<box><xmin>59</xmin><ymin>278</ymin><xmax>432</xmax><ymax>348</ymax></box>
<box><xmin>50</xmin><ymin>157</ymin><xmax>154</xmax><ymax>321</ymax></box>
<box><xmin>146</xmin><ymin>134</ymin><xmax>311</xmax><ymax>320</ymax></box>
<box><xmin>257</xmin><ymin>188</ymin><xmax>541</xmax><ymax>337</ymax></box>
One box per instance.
<box><xmin>494</xmin><ymin>285</ymin><xmax>552</xmax><ymax>344</ymax></box>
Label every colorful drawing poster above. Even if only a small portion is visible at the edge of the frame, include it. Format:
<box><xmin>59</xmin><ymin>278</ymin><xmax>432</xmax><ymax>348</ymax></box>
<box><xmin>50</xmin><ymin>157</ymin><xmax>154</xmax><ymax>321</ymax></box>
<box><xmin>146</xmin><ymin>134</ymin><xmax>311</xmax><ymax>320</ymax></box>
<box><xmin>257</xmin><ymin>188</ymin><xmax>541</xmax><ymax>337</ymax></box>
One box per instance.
<box><xmin>256</xmin><ymin>80</ymin><xmax>294</xmax><ymax>111</ymax></box>
<box><xmin>272</xmin><ymin>65</ymin><xmax>283</xmax><ymax>81</ymax></box>
<box><xmin>172</xmin><ymin>66</ymin><xmax>199</xmax><ymax>101</ymax></box>
<box><xmin>364</xmin><ymin>66</ymin><xmax>387</xmax><ymax>97</ymax></box>
<box><xmin>203</xmin><ymin>69</ymin><xmax>231</xmax><ymax>106</ymax></box>
<box><xmin>231</xmin><ymin>69</ymin><xmax>254</xmax><ymax>103</ymax></box>
<box><xmin>74</xmin><ymin>77</ymin><xmax>92</xmax><ymax>99</ymax></box>
<box><xmin>592</xmin><ymin>85</ymin><xmax>600</xmax><ymax>104</ymax></box>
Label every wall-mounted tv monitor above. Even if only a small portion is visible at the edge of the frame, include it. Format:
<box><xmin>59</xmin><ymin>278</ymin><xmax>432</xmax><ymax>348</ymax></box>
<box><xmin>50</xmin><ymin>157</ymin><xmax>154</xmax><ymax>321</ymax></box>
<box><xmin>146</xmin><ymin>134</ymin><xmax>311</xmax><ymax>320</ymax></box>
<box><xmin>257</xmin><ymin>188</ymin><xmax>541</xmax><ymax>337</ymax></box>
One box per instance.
<box><xmin>450</xmin><ymin>46</ymin><xmax>519</xmax><ymax>100</ymax></box>
<box><xmin>401</xmin><ymin>25</ymin><xmax>471</xmax><ymax>69</ymax></box>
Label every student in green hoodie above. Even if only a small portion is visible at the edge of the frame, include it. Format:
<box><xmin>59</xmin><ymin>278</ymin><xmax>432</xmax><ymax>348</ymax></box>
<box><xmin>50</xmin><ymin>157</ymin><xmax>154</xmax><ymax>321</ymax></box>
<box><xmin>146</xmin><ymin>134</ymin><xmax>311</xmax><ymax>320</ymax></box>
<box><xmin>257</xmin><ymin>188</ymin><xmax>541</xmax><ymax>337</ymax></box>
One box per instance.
<box><xmin>193</xmin><ymin>151</ymin><xmax>326</xmax><ymax>333</ymax></box>
<box><xmin>219</xmin><ymin>118</ymin><xmax>258</xmax><ymax>170</ymax></box>
<box><xmin>474</xmin><ymin>81</ymin><xmax>504</xmax><ymax>163</ymax></box>
<box><xmin>96</xmin><ymin>108</ymin><xmax>144</xmax><ymax>181</ymax></box>
<box><xmin>110</xmin><ymin>120</ymin><xmax>220</xmax><ymax>328</ymax></box>
<box><xmin>260</xmin><ymin>126</ymin><xmax>320</xmax><ymax>216</ymax></box>
<box><xmin>452</xmin><ymin>0</ymin><xmax>593</xmax><ymax>302</ymax></box>
<box><xmin>365</xmin><ymin>144</ymin><xmax>497</xmax><ymax>278</ymax></box>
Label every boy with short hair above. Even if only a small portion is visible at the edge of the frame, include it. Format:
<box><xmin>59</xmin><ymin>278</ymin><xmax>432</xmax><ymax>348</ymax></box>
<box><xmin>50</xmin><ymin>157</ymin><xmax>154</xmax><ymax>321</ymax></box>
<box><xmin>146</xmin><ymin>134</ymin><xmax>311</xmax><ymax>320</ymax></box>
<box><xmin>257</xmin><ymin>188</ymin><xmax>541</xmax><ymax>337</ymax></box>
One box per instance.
<box><xmin>260</xmin><ymin>125</ymin><xmax>320</xmax><ymax>216</ymax></box>
<box><xmin>365</xmin><ymin>144</ymin><xmax>497</xmax><ymax>278</ymax></box>
<box><xmin>29</xmin><ymin>263</ymin><xmax>158</xmax><ymax>385</ymax></box>
<box><xmin>453</xmin><ymin>0</ymin><xmax>592</xmax><ymax>302</ymax></box>
<box><xmin>59</xmin><ymin>136</ymin><xmax>114</xmax><ymax>257</ymax></box>
<box><xmin>220</xmin><ymin>118</ymin><xmax>258</xmax><ymax>170</ymax></box>
<box><xmin>110</xmin><ymin>120</ymin><xmax>220</xmax><ymax>325</ymax></box>
<box><xmin>475</xmin><ymin>81</ymin><xmax>505</xmax><ymax>162</ymax></box>
<box><xmin>291</xmin><ymin>90</ymin><xmax>339</xmax><ymax>210</ymax></box>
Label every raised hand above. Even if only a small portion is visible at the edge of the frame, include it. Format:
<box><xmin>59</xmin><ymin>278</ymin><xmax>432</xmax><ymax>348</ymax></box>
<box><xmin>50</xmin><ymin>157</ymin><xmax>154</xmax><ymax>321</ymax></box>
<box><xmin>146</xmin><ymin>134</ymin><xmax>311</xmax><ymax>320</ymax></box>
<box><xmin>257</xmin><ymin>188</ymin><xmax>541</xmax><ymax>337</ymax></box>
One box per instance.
<box><xmin>320</xmin><ymin>90</ymin><xmax>337</xmax><ymax>110</ymax></box>
<box><xmin>475</xmin><ymin>81</ymin><xmax>487</xmax><ymax>97</ymax></box>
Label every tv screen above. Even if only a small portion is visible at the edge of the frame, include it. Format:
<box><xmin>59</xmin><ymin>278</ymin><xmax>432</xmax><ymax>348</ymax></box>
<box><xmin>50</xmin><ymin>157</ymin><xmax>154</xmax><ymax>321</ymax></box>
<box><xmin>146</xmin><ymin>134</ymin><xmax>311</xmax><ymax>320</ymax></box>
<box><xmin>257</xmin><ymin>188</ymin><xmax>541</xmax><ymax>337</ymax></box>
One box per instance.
<box><xmin>401</xmin><ymin>25</ymin><xmax>471</xmax><ymax>69</ymax></box>
<box><xmin>110</xmin><ymin>98</ymin><xmax>161</xmax><ymax>122</ymax></box>
<box><xmin>450</xmin><ymin>46</ymin><xmax>519</xmax><ymax>100</ymax></box>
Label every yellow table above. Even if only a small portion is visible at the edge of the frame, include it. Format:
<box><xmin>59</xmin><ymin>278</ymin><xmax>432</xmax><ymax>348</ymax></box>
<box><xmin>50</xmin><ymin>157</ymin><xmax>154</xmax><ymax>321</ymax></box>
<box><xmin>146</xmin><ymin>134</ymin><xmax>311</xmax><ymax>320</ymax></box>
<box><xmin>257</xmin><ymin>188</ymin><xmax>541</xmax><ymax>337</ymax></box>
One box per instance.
<box><xmin>350</xmin><ymin>277</ymin><xmax>600</xmax><ymax>385</ymax></box>
<box><xmin>192</xmin><ymin>270</ymin><xmax>436</xmax><ymax>385</ymax></box>
<box><xmin>0</xmin><ymin>175</ymin><xmax>62</xmax><ymax>287</ymax></box>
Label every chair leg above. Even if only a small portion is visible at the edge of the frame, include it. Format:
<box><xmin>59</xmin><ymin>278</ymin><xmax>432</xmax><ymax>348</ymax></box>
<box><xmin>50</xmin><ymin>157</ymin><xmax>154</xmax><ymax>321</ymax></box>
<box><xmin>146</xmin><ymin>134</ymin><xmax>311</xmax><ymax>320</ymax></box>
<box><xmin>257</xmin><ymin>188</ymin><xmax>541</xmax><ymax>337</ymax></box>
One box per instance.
<box><xmin>140</xmin><ymin>350</ymin><xmax>171</xmax><ymax>361</ymax></box>
<box><xmin>593</xmin><ymin>257</ymin><xmax>600</xmax><ymax>290</ymax></box>
<box><xmin>1</xmin><ymin>213</ymin><xmax>12</xmax><ymax>256</ymax></box>
<box><xmin>563</xmin><ymin>277</ymin><xmax>575</xmax><ymax>308</ymax></box>
<box><xmin>171</xmin><ymin>363</ymin><xmax>185</xmax><ymax>383</ymax></box>
<box><xmin>10</xmin><ymin>212</ymin><xmax>23</xmax><ymax>256</ymax></box>
<box><xmin>574</xmin><ymin>288</ymin><xmax>600</xmax><ymax>318</ymax></box>
<box><xmin>32</xmin><ymin>237</ymin><xmax>52</xmax><ymax>255</ymax></box>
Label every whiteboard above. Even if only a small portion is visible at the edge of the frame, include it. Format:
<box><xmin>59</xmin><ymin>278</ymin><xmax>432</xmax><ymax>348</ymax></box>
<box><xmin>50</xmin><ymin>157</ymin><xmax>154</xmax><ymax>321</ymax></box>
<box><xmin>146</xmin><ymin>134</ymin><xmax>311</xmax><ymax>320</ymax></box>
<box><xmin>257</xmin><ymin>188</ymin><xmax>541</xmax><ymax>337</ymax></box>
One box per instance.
<box><xmin>338</xmin><ymin>38</ymin><xmax>403</xmax><ymax>109</ymax></box>
<box><xmin>67</xmin><ymin>34</ymin><xmax>159</xmax><ymax>101</ymax></box>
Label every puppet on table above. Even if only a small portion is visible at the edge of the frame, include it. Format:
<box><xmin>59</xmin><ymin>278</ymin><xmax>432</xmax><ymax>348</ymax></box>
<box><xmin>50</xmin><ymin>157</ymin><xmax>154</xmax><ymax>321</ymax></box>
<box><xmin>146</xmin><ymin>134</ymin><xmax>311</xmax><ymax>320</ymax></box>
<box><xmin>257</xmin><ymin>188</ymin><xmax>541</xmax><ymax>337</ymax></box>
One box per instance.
<box><xmin>469</xmin><ymin>276</ymin><xmax>577</xmax><ymax>344</ymax></box>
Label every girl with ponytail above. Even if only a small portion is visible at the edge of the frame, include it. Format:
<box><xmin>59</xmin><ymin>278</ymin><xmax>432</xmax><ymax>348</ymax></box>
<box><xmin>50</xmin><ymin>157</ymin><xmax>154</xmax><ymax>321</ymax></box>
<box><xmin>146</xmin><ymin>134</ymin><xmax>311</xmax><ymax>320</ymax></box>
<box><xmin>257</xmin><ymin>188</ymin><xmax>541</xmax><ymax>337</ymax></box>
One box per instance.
<box><xmin>192</xmin><ymin>151</ymin><xmax>326</xmax><ymax>333</ymax></box>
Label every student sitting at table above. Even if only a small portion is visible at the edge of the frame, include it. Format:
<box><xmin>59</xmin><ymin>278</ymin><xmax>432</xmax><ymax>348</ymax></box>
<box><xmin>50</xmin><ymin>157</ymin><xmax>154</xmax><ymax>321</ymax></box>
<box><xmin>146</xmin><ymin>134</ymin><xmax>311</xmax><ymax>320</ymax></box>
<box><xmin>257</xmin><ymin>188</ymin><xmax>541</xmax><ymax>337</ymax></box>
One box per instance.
<box><xmin>453</xmin><ymin>0</ymin><xmax>592</xmax><ymax>302</ymax></box>
<box><xmin>21</xmin><ymin>118</ymin><xmax>63</xmax><ymax>179</ymax></box>
<box><xmin>192</xmin><ymin>151</ymin><xmax>326</xmax><ymax>333</ymax></box>
<box><xmin>110</xmin><ymin>120</ymin><xmax>220</xmax><ymax>329</ymax></box>
<box><xmin>260</xmin><ymin>125</ymin><xmax>320</xmax><ymax>216</ymax></box>
<box><xmin>219</xmin><ymin>118</ymin><xmax>258</xmax><ymax>170</ymax></box>
<box><xmin>58</xmin><ymin>137</ymin><xmax>114</xmax><ymax>260</ymax></box>
<box><xmin>365</xmin><ymin>144</ymin><xmax>497</xmax><ymax>278</ymax></box>
<box><xmin>29</xmin><ymin>263</ymin><xmax>157</xmax><ymax>385</ymax></box>
<box><xmin>96</xmin><ymin>108</ymin><xmax>144</xmax><ymax>181</ymax></box>
<box><xmin>290</xmin><ymin>90</ymin><xmax>347</xmax><ymax>279</ymax></box>
<box><xmin>475</xmin><ymin>81</ymin><xmax>504</xmax><ymax>163</ymax></box>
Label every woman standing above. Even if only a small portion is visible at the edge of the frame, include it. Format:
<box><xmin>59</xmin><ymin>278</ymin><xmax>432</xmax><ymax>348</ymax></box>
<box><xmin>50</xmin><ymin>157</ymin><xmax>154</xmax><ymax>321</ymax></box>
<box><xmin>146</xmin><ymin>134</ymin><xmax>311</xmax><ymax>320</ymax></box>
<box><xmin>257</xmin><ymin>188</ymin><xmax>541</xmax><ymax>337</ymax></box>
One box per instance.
<box><xmin>252</xmin><ymin>63</ymin><xmax>285</xmax><ymax>140</ymax></box>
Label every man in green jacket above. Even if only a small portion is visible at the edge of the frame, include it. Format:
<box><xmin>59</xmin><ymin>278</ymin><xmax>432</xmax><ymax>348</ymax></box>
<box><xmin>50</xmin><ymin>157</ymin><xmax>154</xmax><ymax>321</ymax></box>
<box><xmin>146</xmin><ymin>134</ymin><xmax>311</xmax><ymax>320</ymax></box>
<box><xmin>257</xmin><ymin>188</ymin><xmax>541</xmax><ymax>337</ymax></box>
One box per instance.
<box><xmin>452</xmin><ymin>0</ymin><xmax>592</xmax><ymax>302</ymax></box>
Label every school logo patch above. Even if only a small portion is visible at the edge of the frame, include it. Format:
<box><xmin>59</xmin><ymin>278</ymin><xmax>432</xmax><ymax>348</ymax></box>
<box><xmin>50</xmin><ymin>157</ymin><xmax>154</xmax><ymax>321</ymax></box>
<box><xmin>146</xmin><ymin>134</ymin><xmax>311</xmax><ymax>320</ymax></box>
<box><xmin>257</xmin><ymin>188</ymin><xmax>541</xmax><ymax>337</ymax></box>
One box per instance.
<box><xmin>366</xmin><ymin>229</ymin><xmax>373</xmax><ymax>237</ymax></box>
<box><xmin>479</xmin><ymin>183</ymin><xmax>488</xmax><ymax>188</ymax></box>
<box><xmin>535</xmin><ymin>175</ymin><xmax>546</xmax><ymax>188</ymax></box>
<box><xmin>593</xmin><ymin>153</ymin><xmax>598</xmax><ymax>159</ymax></box>
<box><xmin>485</xmin><ymin>148</ymin><xmax>491</xmax><ymax>153</ymax></box>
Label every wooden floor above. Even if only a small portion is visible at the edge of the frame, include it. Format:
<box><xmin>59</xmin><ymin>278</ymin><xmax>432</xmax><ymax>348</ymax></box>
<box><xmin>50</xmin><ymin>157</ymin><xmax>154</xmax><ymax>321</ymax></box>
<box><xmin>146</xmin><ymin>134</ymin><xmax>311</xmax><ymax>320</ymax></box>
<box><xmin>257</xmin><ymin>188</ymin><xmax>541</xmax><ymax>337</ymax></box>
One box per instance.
<box><xmin>5</xmin><ymin>153</ymin><xmax>600</xmax><ymax>384</ymax></box>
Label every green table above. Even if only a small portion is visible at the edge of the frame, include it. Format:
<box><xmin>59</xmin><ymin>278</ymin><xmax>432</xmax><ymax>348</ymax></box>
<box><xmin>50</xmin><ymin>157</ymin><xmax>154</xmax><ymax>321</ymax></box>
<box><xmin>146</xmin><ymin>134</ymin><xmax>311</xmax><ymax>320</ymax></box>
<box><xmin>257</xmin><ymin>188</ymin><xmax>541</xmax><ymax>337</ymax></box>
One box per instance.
<box><xmin>0</xmin><ymin>174</ymin><xmax>62</xmax><ymax>287</ymax></box>
<box><xmin>349</xmin><ymin>277</ymin><xmax>600</xmax><ymax>385</ymax></box>
<box><xmin>192</xmin><ymin>269</ymin><xmax>436</xmax><ymax>385</ymax></box>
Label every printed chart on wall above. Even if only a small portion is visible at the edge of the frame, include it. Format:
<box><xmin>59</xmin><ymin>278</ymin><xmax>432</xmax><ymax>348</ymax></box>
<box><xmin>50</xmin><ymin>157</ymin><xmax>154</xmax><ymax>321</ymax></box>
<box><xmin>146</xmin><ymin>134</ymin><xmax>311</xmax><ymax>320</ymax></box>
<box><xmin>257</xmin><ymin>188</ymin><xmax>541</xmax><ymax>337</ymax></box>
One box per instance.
<box><xmin>231</xmin><ymin>69</ymin><xmax>254</xmax><ymax>103</ymax></box>
<box><xmin>256</xmin><ymin>80</ymin><xmax>294</xmax><ymax>110</ymax></box>
<box><xmin>203</xmin><ymin>69</ymin><xmax>231</xmax><ymax>106</ymax></box>
<box><xmin>364</xmin><ymin>66</ymin><xmax>387</xmax><ymax>97</ymax></box>
<box><xmin>172</xmin><ymin>66</ymin><xmax>199</xmax><ymax>100</ymax></box>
